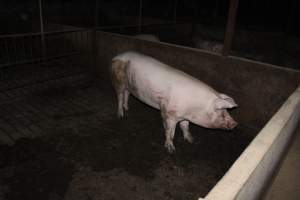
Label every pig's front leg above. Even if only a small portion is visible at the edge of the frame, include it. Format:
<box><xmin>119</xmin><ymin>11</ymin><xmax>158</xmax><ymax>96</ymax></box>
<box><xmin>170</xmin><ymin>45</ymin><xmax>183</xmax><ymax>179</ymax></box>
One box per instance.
<box><xmin>179</xmin><ymin>120</ymin><xmax>193</xmax><ymax>143</ymax></box>
<box><xmin>162</xmin><ymin>118</ymin><xmax>177</xmax><ymax>153</ymax></box>
<box><xmin>161</xmin><ymin>108</ymin><xmax>178</xmax><ymax>153</ymax></box>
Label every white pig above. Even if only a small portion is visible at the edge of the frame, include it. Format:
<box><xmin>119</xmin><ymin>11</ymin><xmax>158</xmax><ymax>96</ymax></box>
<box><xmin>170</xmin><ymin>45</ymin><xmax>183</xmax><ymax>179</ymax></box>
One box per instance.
<box><xmin>111</xmin><ymin>51</ymin><xmax>238</xmax><ymax>153</ymax></box>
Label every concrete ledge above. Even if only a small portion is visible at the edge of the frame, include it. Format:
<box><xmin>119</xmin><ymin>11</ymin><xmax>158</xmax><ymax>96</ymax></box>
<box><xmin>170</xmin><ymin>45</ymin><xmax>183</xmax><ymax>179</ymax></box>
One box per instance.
<box><xmin>263</xmin><ymin>123</ymin><xmax>300</xmax><ymax>200</ymax></box>
<box><xmin>199</xmin><ymin>86</ymin><xmax>300</xmax><ymax>200</ymax></box>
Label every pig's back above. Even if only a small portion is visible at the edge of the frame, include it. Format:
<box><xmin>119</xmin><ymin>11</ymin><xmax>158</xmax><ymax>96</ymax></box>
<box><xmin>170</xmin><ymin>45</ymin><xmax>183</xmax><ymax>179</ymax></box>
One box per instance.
<box><xmin>114</xmin><ymin>51</ymin><xmax>218</xmax><ymax>109</ymax></box>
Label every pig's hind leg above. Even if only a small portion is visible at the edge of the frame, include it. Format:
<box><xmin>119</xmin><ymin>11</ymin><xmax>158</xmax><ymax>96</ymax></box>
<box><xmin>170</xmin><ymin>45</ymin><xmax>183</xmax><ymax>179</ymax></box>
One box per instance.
<box><xmin>123</xmin><ymin>90</ymin><xmax>130</xmax><ymax>111</ymax></box>
<box><xmin>117</xmin><ymin>93</ymin><xmax>125</xmax><ymax>118</ymax></box>
<box><xmin>111</xmin><ymin>59</ymin><xmax>129</xmax><ymax>118</ymax></box>
<box><xmin>179</xmin><ymin>120</ymin><xmax>193</xmax><ymax>143</ymax></box>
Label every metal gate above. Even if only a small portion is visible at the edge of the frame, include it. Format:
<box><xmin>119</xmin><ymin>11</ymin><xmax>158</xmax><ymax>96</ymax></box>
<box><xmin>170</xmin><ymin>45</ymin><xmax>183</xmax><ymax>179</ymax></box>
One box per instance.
<box><xmin>0</xmin><ymin>28</ymin><xmax>93</xmax><ymax>102</ymax></box>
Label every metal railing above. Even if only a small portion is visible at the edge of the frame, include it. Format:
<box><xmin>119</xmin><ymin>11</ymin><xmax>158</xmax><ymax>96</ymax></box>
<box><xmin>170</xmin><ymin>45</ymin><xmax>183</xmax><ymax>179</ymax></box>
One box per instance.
<box><xmin>0</xmin><ymin>28</ymin><xmax>92</xmax><ymax>68</ymax></box>
<box><xmin>0</xmin><ymin>28</ymin><xmax>93</xmax><ymax>96</ymax></box>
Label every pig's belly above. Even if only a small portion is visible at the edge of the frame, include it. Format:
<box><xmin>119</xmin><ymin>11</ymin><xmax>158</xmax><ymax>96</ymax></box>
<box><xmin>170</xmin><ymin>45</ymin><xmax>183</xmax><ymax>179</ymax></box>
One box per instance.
<box><xmin>128</xmin><ymin>79</ymin><xmax>162</xmax><ymax>110</ymax></box>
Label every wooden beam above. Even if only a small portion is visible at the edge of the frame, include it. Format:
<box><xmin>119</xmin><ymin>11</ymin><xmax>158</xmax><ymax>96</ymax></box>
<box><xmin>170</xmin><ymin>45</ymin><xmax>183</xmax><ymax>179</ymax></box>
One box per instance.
<box><xmin>222</xmin><ymin>0</ymin><xmax>239</xmax><ymax>56</ymax></box>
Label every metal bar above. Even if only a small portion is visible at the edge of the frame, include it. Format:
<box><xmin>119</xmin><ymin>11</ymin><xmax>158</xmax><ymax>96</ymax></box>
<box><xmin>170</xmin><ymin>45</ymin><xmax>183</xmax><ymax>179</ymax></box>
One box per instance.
<box><xmin>0</xmin><ymin>52</ymin><xmax>80</xmax><ymax>69</ymax></box>
<box><xmin>38</xmin><ymin>0</ymin><xmax>46</xmax><ymax>58</ymax></box>
<box><xmin>1</xmin><ymin>72</ymin><xmax>86</xmax><ymax>93</ymax></box>
<box><xmin>85</xmin><ymin>31</ymin><xmax>89</xmax><ymax>53</ymax></box>
<box><xmin>37</xmin><ymin>37</ymin><xmax>42</xmax><ymax>60</ymax></box>
<box><xmin>0</xmin><ymin>40</ymin><xmax>5</xmax><ymax>79</ymax></box>
<box><xmin>97</xmin><ymin>22</ymin><xmax>180</xmax><ymax>30</ymax></box>
<box><xmin>173</xmin><ymin>0</ymin><xmax>178</xmax><ymax>22</ymax></box>
<box><xmin>0</xmin><ymin>28</ymin><xmax>91</xmax><ymax>39</ymax></box>
<box><xmin>91</xmin><ymin>0</ymin><xmax>98</xmax><ymax>74</ymax></box>
<box><xmin>286</xmin><ymin>0</ymin><xmax>295</xmax><ymax>33</ymax></box>
<box><xmin>80</xmin><ymin>30</ymin><xmax>84</xmax><ymax>50</ymax></box>
<box><xmin>95</xmin><ymin>0</ymin><xmax>99</xmax><ymax>29</ymax></box>
<box><xmin>0</xmin><ymin>40</ymin><xmax>3</xmax><ymax>62</ymax></box>
<box><xmin>69</xmin><ymin>32</ymin><xmax>73</xmax><ymax>53</ymax></box>
<box><xmin>69</xmin><ymin>33</ymin><xmax>76</xmax><ymax>51</ymax></box>
<box><xmin>0</xmin><ymin>57</ymin><xmax>3</xmax><ymax>81</ymax></box>
<box><xmin>89</xmin><ymin>31</ymin><xmax>92</xmax><ymax>53</ymax></box>
<box><xmin>62</xmin><ymin>34</ymin><xmax>67</xmax><ymax>56</ymax></box>
<box><xmin>11</xmin><ymin>37</ymin><xmax>18</xmax><ymax>62</ymax></box>
<box><xmin>28</xmin><ymin>35</ymin><xmax>34</xmax><ymax>60</ymax></box>
<box><xmin>222</xmin><ymin>0</ymin><xmax>239</xmax><ymax>56</ymax></box>
<box><xmin>4</xmin><ymin>39</ymin><xmax>10</xmax><ymax>63</ymax></box>
<box><xmin>0</xmin><ymin>40</ymin><xmax>4</xmax><ymax>64</ymax></box>
<box><xmin>20</xmin><ymin>37</ymin><xmax>26</xmax><ymax>60</ymax></box>
<box><xmin>75</xmin><ymin>32</ymin><xmax>80</xmax><ymax>51</ymax></box>
<box><xmin>138</xmin><ymin>0</ymin><xmax>143</xmax><ymax>33</ymax></box>
<box><xmin>213</xmin><ymin>0</ymin><xmax>219</xmax><ymax>24</ymax></box>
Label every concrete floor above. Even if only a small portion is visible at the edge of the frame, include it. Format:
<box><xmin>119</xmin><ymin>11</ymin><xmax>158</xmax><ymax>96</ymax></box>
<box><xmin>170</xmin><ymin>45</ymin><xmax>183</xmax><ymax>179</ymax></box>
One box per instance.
<box><xmin>0</xmin><ymin>81</ymin><xmax>255</xmax><ymax>200</ymax></box>
<box><xmin>263</xmin><ymin>124</ymin><xmax>300</xmax><ymax>200</ymax></box>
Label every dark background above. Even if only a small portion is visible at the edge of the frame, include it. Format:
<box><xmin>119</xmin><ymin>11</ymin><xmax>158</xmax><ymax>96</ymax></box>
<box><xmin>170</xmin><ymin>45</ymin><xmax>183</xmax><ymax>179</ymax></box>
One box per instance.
<box><xmin>0</xmin><ymin>0</ymin><xmax>299</xmax><ymax>35</ymax></box>
<box><xmin>1</xmin><ymin>0</ymin><xmax>300</xmax><ymax>69</ymax></box>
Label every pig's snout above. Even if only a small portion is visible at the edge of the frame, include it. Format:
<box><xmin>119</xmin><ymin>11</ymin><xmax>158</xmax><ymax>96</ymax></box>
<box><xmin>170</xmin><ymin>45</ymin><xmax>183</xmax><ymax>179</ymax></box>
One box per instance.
<box><xmin>226</xmin><ymin>119</ymin><xmax>238</xmax><ymax>129</ymax></box>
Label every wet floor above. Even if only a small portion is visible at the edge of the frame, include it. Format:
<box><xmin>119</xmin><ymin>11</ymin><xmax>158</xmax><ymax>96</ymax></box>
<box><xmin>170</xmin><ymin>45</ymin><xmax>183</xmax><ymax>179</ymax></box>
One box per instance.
<box><xmin>0</xmin><ymin>82</ymin><xmax>256</xmax><ymax>200</ymax></box>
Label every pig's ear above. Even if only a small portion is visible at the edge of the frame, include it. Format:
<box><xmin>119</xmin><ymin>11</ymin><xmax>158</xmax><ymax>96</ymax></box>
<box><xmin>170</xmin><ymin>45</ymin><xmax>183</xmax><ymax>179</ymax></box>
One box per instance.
<box><xmin>219</xmin><ymin>94</ymin><xmax>238</xmax><ymax>107</ymax></box>
<box><xmin>214</xmin><ymin>94</ymin><xmax>238</xmax><ymax>110</ymax></box>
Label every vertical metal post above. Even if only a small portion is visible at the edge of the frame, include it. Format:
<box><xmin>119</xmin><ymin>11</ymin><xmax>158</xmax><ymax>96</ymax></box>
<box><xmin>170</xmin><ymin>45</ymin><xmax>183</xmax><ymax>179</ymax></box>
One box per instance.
<box><xmin>94</xmin><ymin>0</ymin><xmax>99</xmax><ymax>30</ymax></box>
<box><xmin>213</xmin><ymin>0</ymin><xmax>219</xmax><ymax>25</ymax></box>
<box><xmin>286</xmin><ymin>0</ymin><xmax>295</xmax><ymax>33</ymax></box>
<box><xmin>222</xmin><ymin>0</ymin><xmax>239</xmax><ymax>56</ymax></box>
<box><xmin>38</xmin><ymin>0</ymin><xmax>46</xmax><ymax>58</ymax></box>
<box><xmin>173</xmin><ymin>0</ymin><xmax>178</xmax><ymax>22</ymax></box>
<box><xmin>92</xmin><ymin>0</ymin><xmax>99</xmax><ymax>76</ymax></box>
<box><xmin>4</xmin><ymin>39</ymin><xmax>10</xmax><ymax>63</ymax></box>
<box><xmin>138</xmin><ymin>0</ymin><xmax>143</xmax><ymax>33</ymax></box>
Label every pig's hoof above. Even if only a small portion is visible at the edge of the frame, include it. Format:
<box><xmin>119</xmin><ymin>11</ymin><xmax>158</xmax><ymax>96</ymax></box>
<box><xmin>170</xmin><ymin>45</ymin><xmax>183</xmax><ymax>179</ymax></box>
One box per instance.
<box><xmin>184</xmin><ymin>135</ymin><xmax>194</xmax><ymax>143</ymax></box>
<box><xmin>165</xmin><ymin>142</ymin><xmax>176</xmax><ymax>153</ymax></box>
<box><xmin>117</xmin><ymin>112</ymin><xmax>124</xmax><ymax>119</ymax></box>
<box><xmin>123</xmin><ymin>105</ymin><xmax>129</xmax><ymax>111</ymax></box>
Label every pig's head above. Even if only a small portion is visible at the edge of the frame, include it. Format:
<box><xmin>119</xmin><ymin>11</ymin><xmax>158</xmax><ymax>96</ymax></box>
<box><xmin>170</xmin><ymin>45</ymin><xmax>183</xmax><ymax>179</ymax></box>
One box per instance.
<box><xmin>207</xmin><ymin>94</ymin><xmax>238</xmax><ymax>130</ymax></box>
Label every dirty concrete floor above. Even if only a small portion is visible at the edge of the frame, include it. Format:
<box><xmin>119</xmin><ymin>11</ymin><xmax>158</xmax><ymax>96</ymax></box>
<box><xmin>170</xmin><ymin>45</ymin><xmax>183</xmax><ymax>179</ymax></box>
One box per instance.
<box><xmin>0</xmin><ymin>82</ymin><xmax>255</xmax><ymax>200</ymax></box>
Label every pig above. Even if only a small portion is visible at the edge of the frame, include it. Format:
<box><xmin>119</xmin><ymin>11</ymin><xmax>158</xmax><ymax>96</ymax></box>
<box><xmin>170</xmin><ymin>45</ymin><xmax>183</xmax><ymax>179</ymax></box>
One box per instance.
<box><xmin>134</xmin><ymin>34</ymin><xmax>160</xmax><ymax>42</ymax></box>
<box><xmin>192</xmin><ymin>36</ymin><xmax>265</xmax><ymax>61</ymax></box>
<box><xmin>111</xmin><ymin>51</ymin><xmax>238</xmax><ymax>153</ymax></box>
<box><xmin>193</xmin><ymin>36</ymin><xmax>223</xmax><ymax>53</ymax></box>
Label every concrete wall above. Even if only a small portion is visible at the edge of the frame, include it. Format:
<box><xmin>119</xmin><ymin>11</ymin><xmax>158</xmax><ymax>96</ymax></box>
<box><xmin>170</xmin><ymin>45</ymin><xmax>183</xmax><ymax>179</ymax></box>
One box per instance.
<box><xmin>95</xmin><ymin>31</ymin><xmax>300</xmax><ymax>132</ymax></box>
